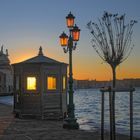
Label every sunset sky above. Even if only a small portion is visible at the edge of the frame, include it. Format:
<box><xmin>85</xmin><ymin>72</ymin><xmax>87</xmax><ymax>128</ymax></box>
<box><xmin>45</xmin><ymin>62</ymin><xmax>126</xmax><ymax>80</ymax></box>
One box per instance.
<box><xmin>0</xmin><ymin>0</ymin><xmax>139</xmax><ymax>80</ymax></box>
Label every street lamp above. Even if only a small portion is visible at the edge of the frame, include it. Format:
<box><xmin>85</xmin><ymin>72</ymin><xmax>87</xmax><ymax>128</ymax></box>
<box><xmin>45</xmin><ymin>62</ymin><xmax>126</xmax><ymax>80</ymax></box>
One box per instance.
<box><xmin>59</xmin><ymin>12</ymin><xmax>80</xmax><ymax>129</ymax></box>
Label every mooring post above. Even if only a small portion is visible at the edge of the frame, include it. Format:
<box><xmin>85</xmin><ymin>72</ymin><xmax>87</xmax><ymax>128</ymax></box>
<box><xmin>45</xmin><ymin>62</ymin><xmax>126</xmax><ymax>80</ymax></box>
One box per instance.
<box><xmin>101</xmin><ymin>90</ymin><xmax>105</xmax><ymax>140</ymax></box>
<box><xmin>130</xmin><ymin>90</ymin><xmax>133</xmax><ymax>140</ymax></box>
<box><xmin>112</xmin><ymin>90</ymin><xmax>116</xmax><ymax>140</ymax></box>
<box><xmin>108</xmin><ymin>87</ymin><xmax>113</xmax><ymax>140</ymax></box>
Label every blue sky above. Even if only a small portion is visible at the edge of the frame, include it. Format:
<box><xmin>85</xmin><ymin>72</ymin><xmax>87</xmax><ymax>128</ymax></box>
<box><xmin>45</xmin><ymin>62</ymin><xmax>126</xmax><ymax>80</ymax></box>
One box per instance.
<box><xmin>0</xmin><ymin>0</ymin><xmax>139</xmax><ymax>80</ymax></box>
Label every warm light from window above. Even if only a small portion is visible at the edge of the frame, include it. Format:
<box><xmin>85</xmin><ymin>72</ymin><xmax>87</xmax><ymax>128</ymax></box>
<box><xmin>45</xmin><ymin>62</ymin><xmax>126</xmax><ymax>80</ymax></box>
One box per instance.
<box><xmin>27</xmin><ymin>77</ymin><xmax>36</xmax><ymax>90</ymax></box>
<box><xmin>63</xmin><ymin>76</ymin><xmax>66</xmax><ymax>90</ymax></box>
<box><xmin>47</xmin><ymin>76</ymin><xmax>56</xmax><ymax>90</ymax></box>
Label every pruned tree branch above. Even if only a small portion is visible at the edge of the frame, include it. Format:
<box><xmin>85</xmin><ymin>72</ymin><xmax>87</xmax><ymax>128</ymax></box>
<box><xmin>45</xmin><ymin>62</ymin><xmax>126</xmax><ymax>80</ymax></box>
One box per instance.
<box><xmin>87</xmin><ymin>11</ymin><xmax>137</xmax><ymax>68</ymax></box>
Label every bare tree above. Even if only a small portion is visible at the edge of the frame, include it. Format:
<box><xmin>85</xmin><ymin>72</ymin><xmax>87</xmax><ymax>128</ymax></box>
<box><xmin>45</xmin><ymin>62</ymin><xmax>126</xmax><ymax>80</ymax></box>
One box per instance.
<box><xmin>87</xmin><ymin>11</ymin><xmax>137</xmax><ymax>140</ymax></box>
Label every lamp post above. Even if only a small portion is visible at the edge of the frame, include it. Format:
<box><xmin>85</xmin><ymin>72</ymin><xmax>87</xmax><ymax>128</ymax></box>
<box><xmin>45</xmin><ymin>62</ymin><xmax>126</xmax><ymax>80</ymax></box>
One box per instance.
<box><xmin>59</xmin><ymin>12</ymin><xmax>80</xmax><ymax>129</ymax></box>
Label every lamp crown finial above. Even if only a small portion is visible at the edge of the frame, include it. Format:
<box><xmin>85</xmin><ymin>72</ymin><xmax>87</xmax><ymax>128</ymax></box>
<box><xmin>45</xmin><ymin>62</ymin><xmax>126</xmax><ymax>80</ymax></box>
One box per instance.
<box><xmin>38</xmin><ymin>46</ymin><xmax>44</xmax><ymax>56</ymax></box>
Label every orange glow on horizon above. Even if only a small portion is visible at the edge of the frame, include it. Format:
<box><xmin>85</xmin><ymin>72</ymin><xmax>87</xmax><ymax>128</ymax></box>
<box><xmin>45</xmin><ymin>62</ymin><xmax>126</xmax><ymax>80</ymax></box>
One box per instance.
<box><xmin>10</xmin><ymin>51</ymin><xmax>140</xmax><ymax>81</ymax></box>
<box><xmin>74</xmin><ymin>74</ymin><xmax>140</xmax><ymax>81</ymax></box>
<box><xmin>73</xmin><ymin>66</ymin><xmax>140</xmax><ymax>81</ymax></box>
<box><xmin>10</xmin><ymin>50</ymin><xmax>36</xmax><ymax>64</ymax></box>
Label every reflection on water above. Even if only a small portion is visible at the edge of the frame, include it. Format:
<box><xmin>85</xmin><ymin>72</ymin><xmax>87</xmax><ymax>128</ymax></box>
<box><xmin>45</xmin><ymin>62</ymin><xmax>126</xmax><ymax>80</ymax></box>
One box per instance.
<box><xmin>74</xmin><ymin>88</ymin><xmax>140</xmax><ymax>138</ymax></box>
<box><xmin>0</xmin><ymin>96</ymin><xmax>13</xmax><ymax>105</ymax></box>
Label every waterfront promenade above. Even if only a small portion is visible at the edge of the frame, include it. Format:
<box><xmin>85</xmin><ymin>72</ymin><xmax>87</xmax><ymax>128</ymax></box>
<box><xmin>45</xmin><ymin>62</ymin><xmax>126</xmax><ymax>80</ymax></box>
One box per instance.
<box><xmin>0</xmin><ymin>103</ymin><xmax>140</xmax><ymax>140</ymax></box>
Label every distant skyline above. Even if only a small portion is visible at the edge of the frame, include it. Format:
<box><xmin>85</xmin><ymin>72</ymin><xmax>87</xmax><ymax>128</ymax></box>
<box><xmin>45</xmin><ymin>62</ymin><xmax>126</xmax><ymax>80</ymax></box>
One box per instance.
<box><xmin>0</xmin><ymin>0</ymin><xmax>140</xmax><ymax>80</ymax></box>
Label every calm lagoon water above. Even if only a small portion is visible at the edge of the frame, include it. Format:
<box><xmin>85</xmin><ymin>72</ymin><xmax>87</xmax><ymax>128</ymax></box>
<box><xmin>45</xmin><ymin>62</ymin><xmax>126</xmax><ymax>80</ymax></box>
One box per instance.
<box><xmin>74</xmin><ymin>88</ymin><xmax>140</xmax><ymax>138</ymax></box>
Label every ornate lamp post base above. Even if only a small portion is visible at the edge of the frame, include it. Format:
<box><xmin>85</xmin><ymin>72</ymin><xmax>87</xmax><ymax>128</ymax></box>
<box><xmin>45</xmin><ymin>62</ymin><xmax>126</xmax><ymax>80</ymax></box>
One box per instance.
<box><xmin>63</xmin><ymin>117</ymin><xmax>79</xmax><ymax>129</ymax></box>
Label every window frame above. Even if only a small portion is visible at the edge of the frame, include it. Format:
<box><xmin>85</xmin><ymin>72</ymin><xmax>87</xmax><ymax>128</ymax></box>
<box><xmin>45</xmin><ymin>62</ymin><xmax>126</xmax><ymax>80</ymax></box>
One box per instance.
<box><xmin>46</xmin><ymin>75</ymin><xmax>58</xmax><ymax>92</ymax></box>
<box><xmin>24</xmin><ymin>74</ymin><xmax>39</xmax><ymax>93</ymax></box>
<box><xmin>27</xmin><ymin>77</ymin><xmax>37</xmax><ymax>90</ymax></box>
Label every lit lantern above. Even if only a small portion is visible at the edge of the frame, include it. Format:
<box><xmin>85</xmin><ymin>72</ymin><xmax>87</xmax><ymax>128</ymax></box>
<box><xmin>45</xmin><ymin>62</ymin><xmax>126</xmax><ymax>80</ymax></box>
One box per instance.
<box><xmin>59</xmin><ymin>32</ymin><xmax>68</xmax><ymax>46</ymax></box>
<box><xmin>71</xmin><ymin>24</ymin><xmax>80</xmax><ymax>41</ymax></box>
<box><xmin>66</xmin><ymin>12</ymin><xmax>75</xmax><ymax>28</ymax></box>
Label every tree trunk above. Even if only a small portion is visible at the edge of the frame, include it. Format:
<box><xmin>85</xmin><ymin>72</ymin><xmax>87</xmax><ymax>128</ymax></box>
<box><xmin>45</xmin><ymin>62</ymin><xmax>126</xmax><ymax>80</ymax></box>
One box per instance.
<box><xmin>112</xmin><ymin>66</ymin><xmax>116</xmax><ymax>140</ymax></box>
<box><xmin>112</xmin><ymin>66</ymin><xmax>116</xmax><ymax>88</ymax></box>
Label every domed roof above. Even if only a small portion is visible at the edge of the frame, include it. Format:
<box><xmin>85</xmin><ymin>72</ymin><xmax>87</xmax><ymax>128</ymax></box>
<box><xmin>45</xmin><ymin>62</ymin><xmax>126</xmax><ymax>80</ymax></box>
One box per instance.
<box><xmin>0</xmin><ymin>46</ymin><xmax>10</xmax><ymax>67</ymax></box>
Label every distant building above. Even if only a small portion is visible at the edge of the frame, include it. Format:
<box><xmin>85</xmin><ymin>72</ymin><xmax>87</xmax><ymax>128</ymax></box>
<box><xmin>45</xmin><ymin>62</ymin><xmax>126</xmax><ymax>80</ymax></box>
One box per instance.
<box><xmin>76</xmin><ymin>79</ymin><xmax>90</xmax><ymax>89</ymax></box>
<box><xmin>123</xmin><ymin>78</ymin><xmax>140</xmax><ymax>87</ymax></box>
<box><xmin>74</xmin><ymin>78</ymin><xmax>140</xmax><ymax>89</ymax></box>
<box><xmin>75</xmin><ymin>79</ymin><xmax>111</xmax><ymax>89</ymax></box>
<box><xmin>0</xmin><ymin>46</ymin><xmax>13</xmax><ymax>94</ymax></box>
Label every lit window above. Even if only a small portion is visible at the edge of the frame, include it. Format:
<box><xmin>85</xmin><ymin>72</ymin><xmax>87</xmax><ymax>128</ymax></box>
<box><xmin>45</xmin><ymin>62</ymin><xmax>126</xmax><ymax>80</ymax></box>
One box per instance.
<box><xmin>27</xmin><ymin>77</ymin><xmax>37</xmax><ymax>90</ymax></box>
<box><xmin>63</xmin><ymin>76</ymin><xmax>66</xmax><ymax>90</ymax></box>
<box><xmin>47</xmin><ymin>76</ymin><xmax>56</xmax><ymax>90</ymax></box>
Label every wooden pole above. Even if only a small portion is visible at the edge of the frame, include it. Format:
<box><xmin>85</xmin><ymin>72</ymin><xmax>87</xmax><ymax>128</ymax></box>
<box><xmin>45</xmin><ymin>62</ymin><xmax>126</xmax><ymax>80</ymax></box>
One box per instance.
<box><xmin>112</xmin><ymin>91</ymin><xmax>116</xmax><ymax>140</ymax></box>
<box><xmin>130</xmin><ymin>90</ymin><xmax>133</xmax><ymax>140</ymax></box>
<box><xmin>101</xmin><ymin>91</ymin><xmax>104</xmax><ymax>140</ymax></box>
<box><xmin>109</xmin><ymin>87</ymin><xmax>113</xmax><ymax>140</ymax></box>
<box><xmin>112</xmin><ymin>67</ymin><xmax>116</xmax><ymax>140</ymax></box>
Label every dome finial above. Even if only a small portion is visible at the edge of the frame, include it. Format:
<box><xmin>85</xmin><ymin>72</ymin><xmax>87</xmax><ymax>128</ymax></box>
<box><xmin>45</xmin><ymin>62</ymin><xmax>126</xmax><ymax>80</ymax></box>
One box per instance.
<box><xmin>38</xmin><ymin>46</ymin><xmax>44</xmax><ymax>56</ymax></box>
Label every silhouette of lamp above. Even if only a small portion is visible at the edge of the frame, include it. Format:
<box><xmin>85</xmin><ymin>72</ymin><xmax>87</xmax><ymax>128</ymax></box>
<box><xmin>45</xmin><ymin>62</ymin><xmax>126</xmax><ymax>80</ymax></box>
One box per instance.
<box><xmin>59</xmin><ymin>12</ymin><xmax>80</xmax><ymax>129</ymax></box>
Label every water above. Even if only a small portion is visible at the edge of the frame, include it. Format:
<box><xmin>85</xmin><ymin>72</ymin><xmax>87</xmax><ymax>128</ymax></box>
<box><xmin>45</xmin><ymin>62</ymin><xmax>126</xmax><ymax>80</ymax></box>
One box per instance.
<box><xmin>0</xmin><ymin>96</ymin><xmax>13</xmax><ymax>105</ymax></box>
<box><xmin>0</xmin><ymin>89</ymin><xmax>140</xmax><ymax>137</ymax></box>
<box><xmin>74</xmin><ymin>88</ymin><xmax>140</xmax><ymax>138</ymax></box>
